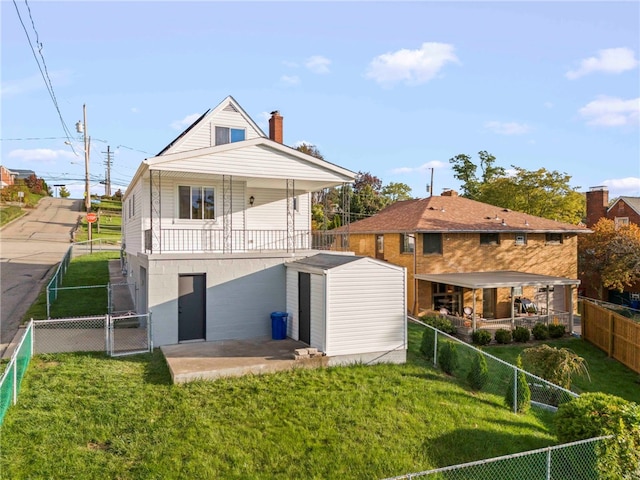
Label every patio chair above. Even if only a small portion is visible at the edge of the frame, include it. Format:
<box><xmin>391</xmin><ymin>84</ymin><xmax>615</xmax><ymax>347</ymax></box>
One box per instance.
<box><xmin>463</xmin><ymin>306</ymin><xmax>473</xmax><ymax>319</ymax></box>
<box><xmin>439</xmin><ymin>307</ymin><xmax>450</xmax><ymax>317</ymax></box>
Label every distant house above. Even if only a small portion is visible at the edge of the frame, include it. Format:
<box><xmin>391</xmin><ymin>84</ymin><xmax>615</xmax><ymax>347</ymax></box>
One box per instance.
<box><xmin>584</xmin><ymin>186</ymin><xmax>640</xmax><ymax>305</ymax></box>
<box><xmin>0</xmin><ymin>166</ymin><xmax>16</xmax><ymax>189</ymax></box>
<box><xmin>342</xmin><ymin>189</ymin><xmax>589</xmax><ymax>327</ymax></box>
<box><xmin>7</xmin><ymin>169</ymin><xmax>36</xmax><ymax>182</ymax></box>
<box><xmin>121</xmin><ymin>96</ymin><xmax>407</xmax><ymax>365</ymax></box>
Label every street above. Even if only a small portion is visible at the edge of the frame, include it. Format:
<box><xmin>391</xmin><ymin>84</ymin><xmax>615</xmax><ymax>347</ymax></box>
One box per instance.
<box><xmin>0</xmin><ymin>197</ymin><xmax>81</xmax><ymax>353</ymax></box>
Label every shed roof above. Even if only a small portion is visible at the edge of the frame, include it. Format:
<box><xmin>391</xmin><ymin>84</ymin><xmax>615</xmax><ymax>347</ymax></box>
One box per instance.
<box><xmin>287</xmin><ymin>253</ymin><xmax>363</xmax><ymax>271</ymax></box>
<box><xmin>414</xmin><ymin>270</ymin><xmax>580</xmax><ymax>289</ymax></box>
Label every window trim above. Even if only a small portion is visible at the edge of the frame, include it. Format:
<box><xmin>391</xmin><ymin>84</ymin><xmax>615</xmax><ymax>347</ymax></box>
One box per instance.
<box><xmin>214</xmin><ymin>126</ymin><xmax>246</xmax><ymax>146</ymax></box>
<box><xmin>480</xmin><ymin>233</ymin><xmax>500</xmax><ymax>246</ymax></box>
<box><xmin>177</xmin><ymin>185</ymin><xmax>217</xmax><ymax>221</ymax></box>
<box><xmin>514</xmin><ymin>233</ymin><xmax>527</xmax><ymax>246</ymax></box>
<box><xmin>400</xmin><ymin>233</ymin><xmax>415</xmax><ymax>254</ymax></box>
<box><xmin>422</xmin><ymin>232</ymin><xmax>443</xmax><ymax>255</ymax></box>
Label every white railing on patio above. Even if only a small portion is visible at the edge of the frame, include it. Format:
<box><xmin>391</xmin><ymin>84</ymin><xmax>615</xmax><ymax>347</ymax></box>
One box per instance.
<box><xmin>144</xmin><ymin>229</ymin><xmax>348</xmax><ymax>253</ymax></box>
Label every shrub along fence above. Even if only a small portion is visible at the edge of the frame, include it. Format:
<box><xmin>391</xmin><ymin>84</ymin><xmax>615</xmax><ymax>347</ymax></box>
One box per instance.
<box><xmin>580</xmin><ymin>299</ymin><xmax>640</xmax><ymax>374</ymax></box>
<box><xmin>414</xmin><ymin>318</ymin><xmax>579</xmax><ymax>412</ymax></box>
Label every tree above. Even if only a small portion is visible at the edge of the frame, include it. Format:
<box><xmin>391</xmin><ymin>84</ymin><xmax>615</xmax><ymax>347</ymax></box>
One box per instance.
<box><xmin>59</xmin><ymin>186</ymin><xmax>71</xmax><ymax>198</ymax></box>
<box><xmin>579</xmin><ymin>218</ymin><xmax>640</xmax><ymax>299</ymax></box>
<box><xmin>381</xmin><ymin>182</ymin><xmax>413</xmax><ymax>203</ymax></box>
<box><xmin>295</xmin><ymin>142</ymin><xmax>324</xmax><ymax>160</ymax></box>
<box><xmin>449</xmin><ymin>151</ymin><xmax>584</xmax><ymax>224</ymax></box>
<box><xmin>504</xmin><ymin>355</ymin><xmax>530</xmax><ymax>413</ymax></box>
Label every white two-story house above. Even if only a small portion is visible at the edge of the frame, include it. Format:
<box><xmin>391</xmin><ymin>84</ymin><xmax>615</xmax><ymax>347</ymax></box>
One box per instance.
<box><xmin>122</xmin><ymin>96</ymin><xmax>407</xmax><ymax>364</ymax></box>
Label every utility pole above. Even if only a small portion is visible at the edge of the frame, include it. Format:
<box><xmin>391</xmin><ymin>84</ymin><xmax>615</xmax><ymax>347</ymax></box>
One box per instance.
<box><xmin>76</xmin><ymin>104</ymin><xmax>90</xmax><ymax>213</ymax></box>
<box><xmin>102</xmin><ymin>146</ymin><xmax>112</xmax><ymax>196</ymax></box>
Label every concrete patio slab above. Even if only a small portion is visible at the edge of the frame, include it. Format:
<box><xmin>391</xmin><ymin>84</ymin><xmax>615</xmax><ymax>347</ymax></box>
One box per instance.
<box><xmin>160</xmin><ymin>337</ymin><xmax>328</xmax><ymax>384</ymax></box>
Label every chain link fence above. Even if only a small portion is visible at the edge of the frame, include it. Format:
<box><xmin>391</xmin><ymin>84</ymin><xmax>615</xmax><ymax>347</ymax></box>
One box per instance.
<box><xmin>385</xmin><ymin>436</ymin><xmax>611</xmax><ymax>480</ymax></box>
<box><xmin>0</xmin><ymin>322</ymin><xmax>33</xmax><ymax>425</ymax></box>
<box><xmin>414</xmin><ymin>319</ymin><xmax>579</xmax><ymax>411</ymax></box>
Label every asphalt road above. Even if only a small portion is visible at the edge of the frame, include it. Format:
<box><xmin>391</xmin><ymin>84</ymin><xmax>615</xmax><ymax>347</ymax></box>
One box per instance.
<box><xmin>0</xmin><ymin>198</ymin><xmax>82</xmax><ymax>352</ymax></box>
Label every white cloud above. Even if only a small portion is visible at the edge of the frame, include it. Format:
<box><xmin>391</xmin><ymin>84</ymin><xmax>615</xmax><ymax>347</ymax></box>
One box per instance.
<box><xmin>0</xmin><ymin>70</ymin><xmax>71</xmax><ymax>97</ymax></box>
<box><xmin>484</xmin><ymin>121</ymin><xmax>531</xmax><ymax>135</ymax></box>
<box><xmin>8</xmin><ymin>148</ymin><xmax>77</xmax><ymax>163</ymax></box>
<box><xmin>566</xmin><ymin>47</ymin><xmax>638</xmax><ymax>79</ymax></box>
<box><xmin>280</xmin><ymin>75</ymin><xmax>300</xmax><ymax>86</ymax></box>
<box><xmin>578</xmin><ymin>96</ymin><xmax>640</xmax><ymax>127</ymax></box>
<box><xmin>365</xmin><ymin>42</ymin><xmax>460</xmax><ymax>87</ymax></box>
<box><xmin>305</xmin><ymin>55</ymin><xmax>331</xmax><ymax>74</ymax></box>
<box><xmin>603</xmin><ymin>177</ymin><xmax>640</xmax><ymax>194</ymax></box>
<box><xmin>170</xmin><ymin>113</ymin><xmax>201</xmax><ymax>130</ymax></box>
<box><xmin>390</xmin><ymin>160</ymin><xmax>447</xmax><ymax>175</ymax></box>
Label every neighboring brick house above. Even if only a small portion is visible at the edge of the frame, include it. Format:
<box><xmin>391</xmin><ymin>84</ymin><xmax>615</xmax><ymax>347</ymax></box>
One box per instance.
<box><xmin>0</xmin><ymin>166</ymin><xmax>15</xmax><ymax>189</ymax></box>
<box><xmin>584</xmin><ymin>186</ymin><xmax>640</xmax><ymax>305</ymax></box>
<box><xmin>586</xmin><ymin>186</ymin><xmax>640</xmax><ymax>228</ymax></box>
<box><xmin>344</xmin><ymin>190</ymin><xmax>589</xmax><ymax>325</ymax></box>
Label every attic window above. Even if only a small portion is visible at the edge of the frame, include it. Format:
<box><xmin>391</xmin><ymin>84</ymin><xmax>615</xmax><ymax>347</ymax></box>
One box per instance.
<box><xmin>480</xmin><ymin>233</ymin><xmax>500</xmax><ymax>245</ymax></box>
<box><xmin>215</xmin><ymin>126</ymin><xmax>245</xmax><ymax>145</ymax></box>
<box><xmin>545</xmin><ymin>233</ymin><xmax>563</xmax><ymax>245</ymax></box>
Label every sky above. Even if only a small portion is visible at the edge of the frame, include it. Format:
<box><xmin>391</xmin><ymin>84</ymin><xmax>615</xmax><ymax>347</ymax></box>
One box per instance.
<box><xmin>1</xmin><ymin>1</ymin><xmax>639</xmax><ymax>202</ymax></box>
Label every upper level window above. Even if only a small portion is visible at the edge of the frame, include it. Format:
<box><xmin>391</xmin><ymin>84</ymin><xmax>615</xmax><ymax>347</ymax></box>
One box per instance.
<box><xmin>215</xmin><ymin>126</ymin><xmax>245</xmax><ymax>145</ymax></box>
<box><xmin>514</xmin><ymin>233</ymin><xmax>527</xmax><ymax>246</ymax></box>
<box><xmin>545</xmin><ymin>233</ymin><xmax>563</xmax><ymax>245</ymax></box>
<box><xmin>480</xmin><ymin>233</ymin><xmax>500</xmax><ymax>245</ymax></box>
<box><xmin>179</xmin><ymin>186</ymin><xmax>215</xmax><ymax>220</ymax></box>
<box><xmin>400</xmin><ymin>233</ymin><xmax>415</xmax><ymax>254</ymax></box>
<box><xmin>615</xmin><ymin>217</ymin><xmax>629</xmax><ymax>228</ymax></box>
<box><xmin>423</xmin><ymin>233</ymin><xmax>442</xmax><ymax>254</ymax></box>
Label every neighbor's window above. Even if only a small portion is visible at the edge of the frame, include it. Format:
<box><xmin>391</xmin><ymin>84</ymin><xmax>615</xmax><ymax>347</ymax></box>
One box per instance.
<box><xmin>423</xmin><ymin>233</ymin><xmax>442</xmax><ymax>254</ymax></box>
<box><xmin>179</xmin><ymin>186</ymin><xmax>215</xmax><ymax>220</ymax></box>
<box><xmin>400</xmin><ymin>233</ymin><xmax>415</xmax><ymax>254</ymax></box>
<box><xmin>545</xmin><ymin>233</ymin><xmax>563</xmax><ymax>244</ymax></box>
<box><xmin>480</xmin><ymin>233</ymin><xmax>500</xmax><ymax>245</ymax></box>
<box><xmin>215</xmin><ymin>126</ymin><xmax>245</xmax><ymax>145</ymax></box>
<box><xmin>514</xmin><ymin>233</ymin><xmax>527</xmax><ymax>246</ymax></box>
<box><xmin>614</xmin><ymin>217</ymin><xmax>629</xmax><ymax>228</ymax></box>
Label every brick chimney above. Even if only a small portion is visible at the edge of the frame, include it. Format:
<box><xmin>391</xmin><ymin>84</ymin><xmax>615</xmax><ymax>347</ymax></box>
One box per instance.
<box><xmin>269</xmin><ymin>110</ymin><xmax>283</xmax><ymax>143</ymax></box>
<box><xmin>586</xmin><ymin>186</ymin><xmax>609</xmax><ymax>227</ymax></box>
<box><xmin>441</xmin><ymin>189</ymin><xmax>458</xmax><ymax>197</ymax></box>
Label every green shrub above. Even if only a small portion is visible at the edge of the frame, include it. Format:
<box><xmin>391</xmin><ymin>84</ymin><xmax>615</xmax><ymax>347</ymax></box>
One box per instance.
<box><xmin>548</xmin><ymin>323</ymin><xmax>566</xmax><ymax>338</ymax></box>
<box><xmin>555</xmin><ymin>393</ymin><xmax>640</xmax><ymax>479</ymax></box>
<box><xmin>471</xmin><ymin>329</ymin><xmax>492</xmax><ymax>346</ymax></box>
<box><xmin>438</xmin><ymin>341</ymin><xmax>458</xmax><ymax>375</ymax></box>
<box><xmin>513</xmin><ymin>326</ymin><xmax>531</xmax><ymax>343</ymax></box>
<box><xmin>532</xmin><ymin>323</ymin><xmax>549</xmax><ymax>340</ymax></box>
<box><xmin>419</xmin><ymin>315</ymin><xmax>457</xmax><ymax>335</ymax></box>
<box><xmin>467</xmin><ymin>352</ymin><xmax>488</xmax><ymax>391</ymax></box>
<box><xmin>420</xmin><ymin>328</ymin><xmax>437</xmax><ymax>361</ymax></box>
<box><xmin>504</xmin><ymin>355</ymin><xmax>530</xmax><ymax>413</ymax></box>
<box><xmin>522</xmin><ymin>344</ymin><xmax>589</xmax><ymax>390</ymax></box>
<box><xmin>494</xmin><ymin>328</ymin><xmax>512</xmax><ymax>344</ymax></box>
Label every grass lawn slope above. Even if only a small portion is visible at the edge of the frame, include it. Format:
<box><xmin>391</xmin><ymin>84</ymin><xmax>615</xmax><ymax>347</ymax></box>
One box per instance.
<box><xmin>0</xmin><ymin>324</ymin><xmax>557</xmax><ymax>479</ymax></box>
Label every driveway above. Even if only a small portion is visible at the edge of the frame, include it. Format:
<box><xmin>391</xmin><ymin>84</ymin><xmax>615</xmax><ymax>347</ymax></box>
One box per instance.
<box><xmin>0</xmin><ymin>198</ymin><xmax>82</xmax><ymax>352</ymax></box>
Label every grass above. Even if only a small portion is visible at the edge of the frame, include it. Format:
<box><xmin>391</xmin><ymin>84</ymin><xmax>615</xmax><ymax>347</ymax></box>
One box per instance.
<box><xmin>22</xmin><ymin>251</ymin><xmax>120</xmax><ymax>321</ymax></box>
<box><xmin>74</xmin><ymin>212</ymin><xmax>122</xmax><ymax>243</ymax></box>
<box><xmin>0</xmin><ymin>205</ymin><xmax>25</xmax><ymax>226</ymax></box>
<box><xmin>484</xmin><ymin>337</ymin><xmax>640</xmax><ymax>404</ymax></box>
<box><xmin>0</xmin><ymin>323</ymin><xmax>561</xmax><ymax>479</ymax></box>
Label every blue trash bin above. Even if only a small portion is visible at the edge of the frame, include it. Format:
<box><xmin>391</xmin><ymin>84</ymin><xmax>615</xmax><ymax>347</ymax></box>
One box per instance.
<box><xmin>270</xmin><ymin>312</ymin><xmax>288</xmax><ymax>340</ymax></box>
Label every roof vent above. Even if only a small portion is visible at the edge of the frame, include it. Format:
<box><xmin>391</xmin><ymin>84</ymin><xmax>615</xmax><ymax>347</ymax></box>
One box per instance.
<box><xmin>502</xmin><ymin>208</ymin><xmax>510</xmax><ymax>212</ymax></box>
<box><xmin>223</xmin><ymin>103</ymin><xmax>239</xmax><ymax>112</ymax></box>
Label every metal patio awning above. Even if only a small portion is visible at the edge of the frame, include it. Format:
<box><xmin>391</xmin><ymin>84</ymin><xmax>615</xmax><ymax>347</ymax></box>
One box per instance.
<box><xmin>414</xmin><ymin>270</ymin><xmax>580</xmax><ymax>289</ymax></box>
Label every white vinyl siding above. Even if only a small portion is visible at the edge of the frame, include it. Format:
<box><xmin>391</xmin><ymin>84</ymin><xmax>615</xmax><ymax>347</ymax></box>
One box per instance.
<box><xmin>286</xmin><ymin>268</ymin><xmax>299</xmax><ymax>340</ymax></box>
<box><xmin>310</xmin><ymin>274</ymin><xmax>326</xmax><ymax>350</ymax></box>
<box><xmin>123</xmin><ymin>180</ymin><xmax>144</xmax><ymax>255</ymax></box>
<box><xmin>326</xmin><ymin>261</ymin><xmax>405</xmax><ymax>356</ymax></box>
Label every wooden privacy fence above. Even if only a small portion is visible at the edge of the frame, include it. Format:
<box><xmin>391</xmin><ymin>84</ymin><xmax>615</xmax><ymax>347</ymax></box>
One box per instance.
<box><xmin>581</xmin><ymin>300</ymin><xmax>640</xmax><ymax>374</ymax></box>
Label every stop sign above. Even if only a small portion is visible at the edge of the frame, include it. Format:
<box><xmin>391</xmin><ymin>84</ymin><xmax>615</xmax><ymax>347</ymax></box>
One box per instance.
<box><xmin>86</xmin><ymin>212</ymin><xmax>97</xmax><ymax>223</ymax></box>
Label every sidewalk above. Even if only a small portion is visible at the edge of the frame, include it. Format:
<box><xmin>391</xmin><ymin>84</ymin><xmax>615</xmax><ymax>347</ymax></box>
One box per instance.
<box><xmin>108</xmin><ymin>260</ymin><xmax>135</xmax><ymax>313</ymax></box>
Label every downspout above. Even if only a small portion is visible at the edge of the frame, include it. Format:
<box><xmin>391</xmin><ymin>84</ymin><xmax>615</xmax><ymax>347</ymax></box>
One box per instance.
<box><xmin>472</xmin><ymin>288</ymin><xmax>477</xmax><ymax>331</ymax></box>
<box><xmin>510</xmin><ymin>286</ymin><xmax>515</xmax><ymax>329</ymax></box>
<box><xmin>546</xmin><ymin>285</ymin><xmax>550</xmax><ymax>326</ymax></box>
<box><xmin>412</xmin><ymin>233</ymin><xmax>418</xmax><ymax>315</ymax></box>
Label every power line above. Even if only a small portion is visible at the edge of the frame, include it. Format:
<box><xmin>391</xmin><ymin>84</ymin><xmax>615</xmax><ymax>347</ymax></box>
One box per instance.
<box><xmin>11</xmin><ymin>0</ymin><xmax>77</xmax><ymax>153</ymax></box>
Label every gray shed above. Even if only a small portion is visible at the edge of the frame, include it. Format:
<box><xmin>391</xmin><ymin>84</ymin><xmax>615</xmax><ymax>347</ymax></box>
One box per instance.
<box><xmin>285</xmin><ymin>253</ymin><xmax>407</xmax><ymax>366</ymax></box>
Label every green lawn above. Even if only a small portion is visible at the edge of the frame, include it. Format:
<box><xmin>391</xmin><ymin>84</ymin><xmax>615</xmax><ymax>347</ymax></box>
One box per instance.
<box><xmin>0</xmin><ymin>325</ymin><xmax>560</xmax><ymax>479</ymax></box>
<box><xmin>22</xmin><ymin>251</ymin><xmax>120</xmax><ymax>321</ymax></box>
<box><xmin>0</xmin><ymin>205</ymin><xmax>25</xmax><ymax>226</ymax></box>
<box><xmin>74</xmin><ymin>212</ymin><xmax>122</xmax><ymax>243</ymax></box>
<box><xmin>484</xmin><ymin>337</ymin><xmax>640</xmax><ymax>404</ymax></box>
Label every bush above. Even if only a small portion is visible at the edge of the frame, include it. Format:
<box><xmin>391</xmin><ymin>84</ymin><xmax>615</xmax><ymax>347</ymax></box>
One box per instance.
<box><xmin>555</xmin><ymin>393</ymin><xmax>640</xmax><ymax>479</ymax></box>
<box><xmin>522</xmin><ymin>344</ymin><xmax>589</xmax><ymax>390</ymax></box>
<box><xmin>420</xmin><ymin>328</ymin><xmax>437</xmax><ymax>361</ymax></box>
<box><xmin>532</xmin><ymin>323</ymin><xmax>549</xmax><ymax>340</ymax></box>
<box><xmin>548</xmin><ymin>323</ymin><xmax>566</xmax><ymax>338</ymax></box>
<box><xmin>494</xmin><ymin>328</ymin><xmax>512</xmax><ymax>344</ymax></box>
<box><xmin>467</xmin><ymin>352</ymin><xmax>488</xmax><ymax>391</ymax></box>
<box><xmin>504</xmin><ymin>355</ymin><xmax>530</xmax><ymax>413</ymax></box>
<box><xmin>438</xmin><ymin>341</ymin><xmax>458</xmax><ymax>375</ymax></box>
<box><xmin>513</xmin><ymin>326</ymin><xmax>531</xmax><ymax>343</ymax></box>
<box><xmin>471</xmin><ymin>329</ymin><xmax>492</xmax><ymax>346</ymax></box>
<box><xmin>419</xmin><ymin>315</ymin><xmax>457</xmax><ymax>335</ymax></box>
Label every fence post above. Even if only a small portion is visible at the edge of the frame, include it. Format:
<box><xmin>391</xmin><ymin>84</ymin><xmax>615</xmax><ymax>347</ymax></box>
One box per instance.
<box><xmin>107</xmin><ymin>284</ymin><xmax>112</xmax><ymax>314</ymax></box>
<box><xmin>513</xmin><ymin>365</ymin><xmax>518</xmax><ymax>413</ymax></box>
<box><xmin>105</xmin><ymin>314</ymin><xmax>110</xmax><ymax>356</ymax></box>
<box><xmin>12</xmin><ymin>359</ymin><xmax>17</xmax><ymax>405</ymax></box>
<box><xmin>433</xmin><ymin>329</ymin><xmax>438</xmax><ymax>367</ymax></box>
<box><xmin>546</xmin><ymin>446</ymin><xmax>551</xmax><ymax>480</ymax></box>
